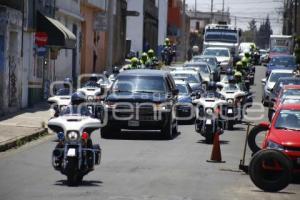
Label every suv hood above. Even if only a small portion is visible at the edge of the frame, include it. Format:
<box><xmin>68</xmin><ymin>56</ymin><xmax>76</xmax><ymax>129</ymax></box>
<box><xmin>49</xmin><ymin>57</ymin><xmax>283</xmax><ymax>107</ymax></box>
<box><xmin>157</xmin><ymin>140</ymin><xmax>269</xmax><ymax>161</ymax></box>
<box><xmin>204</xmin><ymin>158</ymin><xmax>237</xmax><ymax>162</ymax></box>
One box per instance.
<box><xmin>269</xmin><ymin>129</ymin><xmax>300</xmax><ymax>147</ymax></box>
<box><xmin>106</xmin><ymin>92</ymin><xmax>168</xmax><ymax>103</ymax></box>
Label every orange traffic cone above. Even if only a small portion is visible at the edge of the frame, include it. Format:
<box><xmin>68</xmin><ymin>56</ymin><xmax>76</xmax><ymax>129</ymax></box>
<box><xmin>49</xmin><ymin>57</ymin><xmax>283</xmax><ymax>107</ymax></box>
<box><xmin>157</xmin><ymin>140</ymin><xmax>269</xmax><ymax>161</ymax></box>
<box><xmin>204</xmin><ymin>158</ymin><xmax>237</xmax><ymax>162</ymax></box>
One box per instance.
<box><xmin>207</xmin><ymin>130</ymin><xmax>225</xmax><ymax>163</ymax></box>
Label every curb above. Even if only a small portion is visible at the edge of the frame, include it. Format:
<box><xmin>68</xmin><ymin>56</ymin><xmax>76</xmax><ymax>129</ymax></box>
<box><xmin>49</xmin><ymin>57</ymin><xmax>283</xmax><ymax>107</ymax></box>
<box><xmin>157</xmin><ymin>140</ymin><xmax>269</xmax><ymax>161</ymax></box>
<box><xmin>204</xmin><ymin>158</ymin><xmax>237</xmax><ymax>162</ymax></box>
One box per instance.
<box><xmin>0</xmin><ymin>128</ymin><xmax>48</xmax><ymax>152</ymax></box>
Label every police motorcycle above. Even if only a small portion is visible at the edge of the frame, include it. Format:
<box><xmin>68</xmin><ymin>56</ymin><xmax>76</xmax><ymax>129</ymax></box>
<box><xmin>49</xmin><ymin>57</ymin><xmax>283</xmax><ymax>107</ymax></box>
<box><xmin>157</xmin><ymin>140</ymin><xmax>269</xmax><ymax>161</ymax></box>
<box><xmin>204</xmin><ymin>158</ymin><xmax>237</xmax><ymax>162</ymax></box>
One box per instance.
<box><xmin>48</xmin><ymin>92</ymin><xmax>102</xmax><ymax>186</ymax></box>
<box><xmin>161</xmin><ymin>46</ymin><xmax>175</xmax><ymax>66</ymax></box>
<box><xmin>47</xmin><ymin>78</ymin><xmax>72</xmax><ymax>117</ymax></box>
<box><xmin>194</xmin><ymin>82</ymin><xmax>227</xmax><ymax>144</ymax></box>
<box><xmin>77</xmin><ymin>74</ymin><xmax>109</xmax><ymax>118</ymax></box>
<box><xmin>108</xmin><ymin>66</ymin><xmax>120</xmax><ymax>83</ymax></box>
<box><xmin>217</xmin><ymin>76</ymin><xmax>252</xmax><ymax>130</ymax></box>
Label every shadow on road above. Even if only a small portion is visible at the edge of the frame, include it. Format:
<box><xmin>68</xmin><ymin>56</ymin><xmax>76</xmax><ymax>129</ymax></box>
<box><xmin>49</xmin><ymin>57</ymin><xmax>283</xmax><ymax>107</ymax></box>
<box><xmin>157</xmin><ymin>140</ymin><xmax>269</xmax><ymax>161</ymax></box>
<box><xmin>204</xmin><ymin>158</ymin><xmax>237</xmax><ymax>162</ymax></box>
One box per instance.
<box><xmin>197</xmin><ymin>140</ymin><xmax>230</xmax><ymax>145</ymax></box>
<box><xmin>102</xmin><ymin>130</ymin><xmax>181</xmax><ymax>141</ymax></box>
<box><xmin>251</xmin><ymin>189</ymin><xmax>296</xmax><ymax>195</ymax></box>
<box><xmin>54</xmin><ymin>180</ymin><xmax>103</xmax><ymax>187</ymax></box>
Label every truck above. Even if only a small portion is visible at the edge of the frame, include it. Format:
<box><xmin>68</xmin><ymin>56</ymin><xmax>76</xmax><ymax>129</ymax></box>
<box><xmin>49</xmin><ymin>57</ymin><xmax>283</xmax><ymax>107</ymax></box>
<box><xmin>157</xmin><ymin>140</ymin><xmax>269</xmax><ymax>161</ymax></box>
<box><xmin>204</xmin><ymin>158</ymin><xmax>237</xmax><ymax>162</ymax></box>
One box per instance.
<box><xmin>270</xmin><ymin>35</ymin><xmax>293</xmax><ymax>54</ymax></box>
<box><xmin>203</xmin><ymin>23</ymin><xmax>242</xmax><ymax>57</ymax></box>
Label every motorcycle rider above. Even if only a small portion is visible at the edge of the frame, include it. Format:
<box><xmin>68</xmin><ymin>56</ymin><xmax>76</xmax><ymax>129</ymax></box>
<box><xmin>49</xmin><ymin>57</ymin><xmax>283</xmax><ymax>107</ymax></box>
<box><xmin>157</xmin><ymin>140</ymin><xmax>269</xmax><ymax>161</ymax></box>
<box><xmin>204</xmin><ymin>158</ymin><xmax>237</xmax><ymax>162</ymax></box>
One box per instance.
<box><xmin>140</xmin><ymin>52</ymin><xmax>149</xmax><ymax>68</ymax></box>
<box><xmin>109</xmin><ymin>66</ymin><xmax>120</xmax><ymax>81</ymax></box>
<box><xmin>147</xmin><ymin>49</ymin><xmax>159</xmax><ymax>68</ymax></box>
<box><xmin>235</xmin><ymin>61</ymin><xmax>246</xmax><ymax>76</ymax></box>
<box><xmin>56</xmin><ymin>77</ymin><xmax>73</xmax><ymax>95</ymax></box>
<box><xmin>128</xmin><ymin>57</ymin><xmax>140</xmax><ymax>69</ymax></box>
<box><xmin>61</xmin><ymin>91</ymin><xmax>92</xmax><ymax>116</ymax></box>
<box><xmin>204</xmin><ymin>82</ymin><xmax>221</xmax><ymax>98</ymax></box>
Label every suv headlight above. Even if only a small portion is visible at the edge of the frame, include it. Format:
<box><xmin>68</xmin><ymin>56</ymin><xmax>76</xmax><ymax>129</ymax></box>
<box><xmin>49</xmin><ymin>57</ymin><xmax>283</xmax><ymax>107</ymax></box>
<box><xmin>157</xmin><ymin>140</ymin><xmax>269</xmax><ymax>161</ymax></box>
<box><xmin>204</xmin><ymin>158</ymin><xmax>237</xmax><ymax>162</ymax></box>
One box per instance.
<box><xmin>105</xmin><ymin>101</ymin><xmax>116</xmax><ymax>109</ymax></box>
<box><xmin>67</xmin><ymin>131</ymin><xmax>79</xmax><ymax>141</ymax></box>
<box><xmin>267</xmin><ymin>140</ymin><xmax>284</xmax><ymax>151</ymax></box>
<box><xmin>155</xmin><ymin>104</ymin><xmax>169</xmax><ymax>111</ymax></box>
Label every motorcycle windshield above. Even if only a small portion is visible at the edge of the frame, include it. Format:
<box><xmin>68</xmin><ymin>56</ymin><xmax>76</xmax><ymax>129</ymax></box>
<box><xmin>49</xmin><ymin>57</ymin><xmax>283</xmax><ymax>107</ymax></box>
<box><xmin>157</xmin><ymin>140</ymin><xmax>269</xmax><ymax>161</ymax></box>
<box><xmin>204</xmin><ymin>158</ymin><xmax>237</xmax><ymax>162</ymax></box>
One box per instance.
<box><xmin>60</xmin><ymin>106</ymin><xmax>91</xmax><ymax>117</ymax></box>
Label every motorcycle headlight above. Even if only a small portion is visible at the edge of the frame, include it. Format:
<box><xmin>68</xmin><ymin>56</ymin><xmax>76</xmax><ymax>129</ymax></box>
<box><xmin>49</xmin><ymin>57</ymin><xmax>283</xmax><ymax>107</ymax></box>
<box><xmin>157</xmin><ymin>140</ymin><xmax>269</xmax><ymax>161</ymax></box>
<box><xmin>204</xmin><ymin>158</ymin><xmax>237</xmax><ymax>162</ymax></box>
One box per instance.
<box><xmin>87</xmin><ymin>95</ymin><xmax>94</xmax><ymax>101</ymax></box>
<box><xmin>67</xmin><ymin>131</ymin><xmax>79</xmax><ymax>141</ymax></box>
<box><xmin>206</xmin><ymin>108</ymin><xmax>214</xmax><ymax>115</ymax></box>
<box><xmin>267</xmin><ymin>140</ymin><xmax>284</xmax><ymax>151</ymax></box>
<box><xmin>227</xmin><ymin>99</ymin><xmax>234</xmax><ymax>104</ymax></box>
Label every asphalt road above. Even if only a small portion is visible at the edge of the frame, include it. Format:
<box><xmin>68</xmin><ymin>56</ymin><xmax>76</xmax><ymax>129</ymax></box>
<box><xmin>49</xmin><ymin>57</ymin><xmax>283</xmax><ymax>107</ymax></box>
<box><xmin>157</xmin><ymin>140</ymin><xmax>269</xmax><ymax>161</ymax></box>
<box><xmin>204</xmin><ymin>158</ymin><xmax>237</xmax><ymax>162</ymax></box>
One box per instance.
<box><xmin>0</xmin><ymin>66</ymin><xmax>299</xmax><ymax>200</ymax></box>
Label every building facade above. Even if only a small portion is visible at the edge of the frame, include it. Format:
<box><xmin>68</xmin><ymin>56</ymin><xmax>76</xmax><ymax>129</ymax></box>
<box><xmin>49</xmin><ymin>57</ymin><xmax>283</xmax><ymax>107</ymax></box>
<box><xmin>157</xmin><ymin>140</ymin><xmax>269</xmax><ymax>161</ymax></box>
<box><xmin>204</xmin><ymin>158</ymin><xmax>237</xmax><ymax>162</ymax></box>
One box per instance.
<box><xmin>126</xmin><ymin>0</ymin><xmax>158</xmax><ymax>56</ymax></box>
<box><xmin>0</xmin><ymin>5</ymin><xmax>23</xmax><ymax>115</ymax></box>
<box><xmin>80</xmin><ymin>0</ymin><xmax>107</xmax><ymax>74</ymax></box>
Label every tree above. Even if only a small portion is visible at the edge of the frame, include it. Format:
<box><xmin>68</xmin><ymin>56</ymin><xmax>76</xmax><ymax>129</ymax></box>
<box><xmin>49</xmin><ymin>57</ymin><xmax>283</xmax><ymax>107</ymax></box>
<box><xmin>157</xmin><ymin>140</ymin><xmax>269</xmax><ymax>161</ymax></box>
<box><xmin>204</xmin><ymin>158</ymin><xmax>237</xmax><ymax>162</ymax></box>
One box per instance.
<box><xmin>257</xmin><ymin>15</ymin><xmax>273</xmax><ymax>49</ymax></box>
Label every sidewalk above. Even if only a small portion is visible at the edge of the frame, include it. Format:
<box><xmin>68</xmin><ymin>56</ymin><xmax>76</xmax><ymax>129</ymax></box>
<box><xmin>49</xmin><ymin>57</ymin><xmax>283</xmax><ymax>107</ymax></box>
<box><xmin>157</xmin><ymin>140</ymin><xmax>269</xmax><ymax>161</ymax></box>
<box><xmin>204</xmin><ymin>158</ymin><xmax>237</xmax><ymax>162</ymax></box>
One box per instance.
<box><xmin>0</xmin><ymin>103</ymin><xmax>51</xmax><ymax>152</ymax></box>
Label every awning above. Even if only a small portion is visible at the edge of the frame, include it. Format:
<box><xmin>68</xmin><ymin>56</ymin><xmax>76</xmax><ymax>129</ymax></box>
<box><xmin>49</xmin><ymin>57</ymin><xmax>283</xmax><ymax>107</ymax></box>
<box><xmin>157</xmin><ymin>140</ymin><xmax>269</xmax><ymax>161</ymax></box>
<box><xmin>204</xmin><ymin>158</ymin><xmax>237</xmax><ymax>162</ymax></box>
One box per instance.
<box><xmin>37</xmin><ymin>12</ymin><xmax>76</xmax><ymax>49</ymax></box>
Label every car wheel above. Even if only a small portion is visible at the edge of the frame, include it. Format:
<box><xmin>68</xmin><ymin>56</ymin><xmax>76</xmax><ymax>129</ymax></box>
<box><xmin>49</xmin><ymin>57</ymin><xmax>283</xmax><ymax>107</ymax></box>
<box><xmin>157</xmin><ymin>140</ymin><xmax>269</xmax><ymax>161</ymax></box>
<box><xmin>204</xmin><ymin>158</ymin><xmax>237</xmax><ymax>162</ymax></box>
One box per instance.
<box><xmin>101</xmin><ymin>125</ymin><xmax>120</xmax><ymax>139</ymax></box>
<box><xmin>227</xmin><ymin>120</ymin><xmax>234</xmax><ymax>130</ymax></box>
<box><xmin>249</xmin><ymin>149</ymin><xmax>292</xmax><ymax>192</ymax></box>
<box><xmin>247</xmin><ymin>124</ymin><xmax>269</xmax><ymax>154</ymax></box>
<box><xmin>162</xmin><ymin>115</ymin><xmax>173</xmax><ymax>140</ymax></box>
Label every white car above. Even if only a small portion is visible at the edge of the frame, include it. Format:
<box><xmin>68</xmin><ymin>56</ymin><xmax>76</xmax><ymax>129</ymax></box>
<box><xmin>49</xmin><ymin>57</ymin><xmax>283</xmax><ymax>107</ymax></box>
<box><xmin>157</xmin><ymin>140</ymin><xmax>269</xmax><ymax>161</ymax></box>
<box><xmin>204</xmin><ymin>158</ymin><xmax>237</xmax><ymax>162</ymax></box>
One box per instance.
<box><xmin>202</xmin><ymin>47</ymin><xmax>232</xmax><ymax>72</ymax></box>
<box><xmin>184</xmin><ymin>62</ymin><xmax>212</xmax><ymax>84</ymax></box>
<box><xmin>261</xmin><ymin>69</ymin><xmax>294</xmax><ymax>106</ymax></box>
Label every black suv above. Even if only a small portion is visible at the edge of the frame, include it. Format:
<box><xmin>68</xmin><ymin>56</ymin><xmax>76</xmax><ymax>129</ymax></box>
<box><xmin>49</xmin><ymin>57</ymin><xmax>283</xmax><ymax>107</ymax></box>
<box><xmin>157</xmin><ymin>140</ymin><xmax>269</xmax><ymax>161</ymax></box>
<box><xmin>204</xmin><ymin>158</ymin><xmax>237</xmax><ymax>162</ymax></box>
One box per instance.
<box><xmin>102</xmin><ymin>69</ymin><xmax>179</xmax><ymax>139</ymax></box>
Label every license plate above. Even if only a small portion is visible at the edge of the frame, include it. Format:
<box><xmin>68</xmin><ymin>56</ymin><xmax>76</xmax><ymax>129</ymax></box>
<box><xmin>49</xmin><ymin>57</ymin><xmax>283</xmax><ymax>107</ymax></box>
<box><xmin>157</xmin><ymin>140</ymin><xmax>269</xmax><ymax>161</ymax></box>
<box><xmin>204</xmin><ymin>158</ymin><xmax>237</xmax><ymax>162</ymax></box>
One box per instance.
<box><xmin>67</xmin><ymin>148</ymin><xmax>76</xmax><ymax>157</ymax></box>
<box><xmin>206</xmin><ymin>119</ymin><xmax>212</xmax><ymax>125</ymax></box>
<box><xmin>128</xmin><ymin>121</ymin><xmax>139</xmax><ymax>127</ymax></box>
<box><xmin>297</xmin><ymin>158</ymin><xmax>300</xmax><ymax>164</ymax></box>
<box><xmin>228</xmin><ymin>109</ymin><xmax>233</xmax><ymax>114</ymax></box>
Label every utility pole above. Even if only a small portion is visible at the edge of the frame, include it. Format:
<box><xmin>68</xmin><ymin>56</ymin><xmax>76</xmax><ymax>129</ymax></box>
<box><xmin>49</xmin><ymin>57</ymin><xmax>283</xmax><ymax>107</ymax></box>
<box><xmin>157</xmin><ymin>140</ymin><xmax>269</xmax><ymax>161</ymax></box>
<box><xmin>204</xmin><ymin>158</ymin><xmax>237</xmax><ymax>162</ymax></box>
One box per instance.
<box><xmin>295</xmin><ymin>0</ymin><xmax>298</xmax><ymax>35</ymax></box>
<box><xmin>107</xmin><ymin>0</ymin><xmax>115</xmax><ymax>70</ymax></box>
<box><xmin>234</xmin><ymin>16</ymin><xmax>237</xmax><ymax>27</ymax></box>
<box><xmin>182</xmin><ymin>0</ymin><xmax>187</xmax><ymax>60</ymax></box>
<box><xmin>195</xmin><ymin>0</ymin><xmax>197</xmax><ymax>13</ymax></box>
<box><xmin>222</xmin><ymin>0</ymin><xmax>225</xmax><ymax>21</ymax></box>
<box><xmin>211</xmin><ymin>0</ymin><xmax>214</xmax><ymax>23</ymax></box>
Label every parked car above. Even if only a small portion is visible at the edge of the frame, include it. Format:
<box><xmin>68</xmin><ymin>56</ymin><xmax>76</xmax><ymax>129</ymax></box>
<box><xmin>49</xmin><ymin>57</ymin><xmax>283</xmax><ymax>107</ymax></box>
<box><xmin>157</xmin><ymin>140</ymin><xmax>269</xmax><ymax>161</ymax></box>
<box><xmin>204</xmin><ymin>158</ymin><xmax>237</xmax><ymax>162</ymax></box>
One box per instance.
<box><xmin>265</xmin><ymin>55</ymin><xmax>297</xmax><ymax>77</ymax></box>
<box><xmin>191</xmin><ymin>55</ymin><xmax>221</xmax><ymax>81</ymax></box>
<box><xmin>202</xmin><ymin>47</ymin><xmax>232</xmax><ymax>73</ymax></box>
<box><xmin>268</xmin><ymin>77</ymin><xmax>300</xmax><ymax>106</ymax></box>
<box><xmin>102</xmin><ymin>70</ymin><xmax>179</xmax><ymax>139</ymax></box>
<box><xmin>268</xmin><ymin>46</ymin><xmax>291</xmax><ymax>62</ymax></box>
<box><xmin>175</xmin><ymin>80</ymin><xmax>196</xmax><ymax>120</ymax></box>
<box><xmin>268</xmin><ymin>85</ymin><xmax>300</xmax><ymax>121</ymax></box>
<box><xmin>184</xmin><ymin>62</ymin><xmax>212</xmax><ymax>85</ymax></box>
<box><xmin>261</xmin><ymin>69</ymin><xmax>294</xmax><ymax>106</ymax></box>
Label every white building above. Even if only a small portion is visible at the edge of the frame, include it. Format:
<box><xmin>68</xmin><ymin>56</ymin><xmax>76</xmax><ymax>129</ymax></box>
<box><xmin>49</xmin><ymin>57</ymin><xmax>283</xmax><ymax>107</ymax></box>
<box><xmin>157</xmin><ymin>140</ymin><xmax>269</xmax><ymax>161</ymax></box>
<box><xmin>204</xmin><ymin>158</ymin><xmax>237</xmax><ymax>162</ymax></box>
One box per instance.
<box><xmin>0</xmin><ymin>5</ymin><xmax>23</xmax><ymax>115</ymax></box>
<box><xmin>157</xmin><ymin>0</ymin><xmax>168</xmax><ymax>47</ymax></box>
<box><xmin>54</xmin><ymin>0</ymin><xmax>82</xmax><ymax>82</ymax></box>
<box><xmin>126</xmin><ymin>0</ymin><xmax>158</xmax><ymax>56</ymax></box>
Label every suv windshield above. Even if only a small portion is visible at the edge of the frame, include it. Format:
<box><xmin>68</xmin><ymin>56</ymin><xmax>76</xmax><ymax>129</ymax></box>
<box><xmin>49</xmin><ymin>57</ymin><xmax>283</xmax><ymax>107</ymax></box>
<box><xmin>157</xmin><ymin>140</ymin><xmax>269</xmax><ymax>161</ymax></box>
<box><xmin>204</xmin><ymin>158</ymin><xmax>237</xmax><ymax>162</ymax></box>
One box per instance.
<box><xmin>203</xmin><ymin>49</ymin><xmax>229</xmax><ymax>57</ymax></box>
<box><xmin>192</xmin><ymin>58</ymin><xmax>217</xmax><ymax>70</ymax></box>
<box><xmin>185</xmin><ymin>64</ymin><xmax>210</xmax><ymax>74</ymax></box>
<box><xmin>275</xmin><ymin>110</ymin><xmax>300</xmax><ymax>131</ymax></box>
<box><xmin>270</xmin><ymin>46</ymin><xmax>289</xmax><ymax>53</ymax></box>
<box><xmin>274</xmin><ymin>79</ymin><xmax>300</xmax><ymax>95</ymax></box>
<box><xmin>113</xmin><ymin>76</ymin><xmax>166</xmax><ymax>93</ymax></box>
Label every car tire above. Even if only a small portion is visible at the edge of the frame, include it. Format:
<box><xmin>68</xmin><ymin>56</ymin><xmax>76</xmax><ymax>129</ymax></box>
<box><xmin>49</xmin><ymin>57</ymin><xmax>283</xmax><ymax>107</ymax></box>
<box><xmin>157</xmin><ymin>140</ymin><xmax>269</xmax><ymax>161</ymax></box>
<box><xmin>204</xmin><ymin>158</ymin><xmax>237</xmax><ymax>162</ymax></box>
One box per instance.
<box><xmin>162</xmin><ymin>115</ymin><xmax>173</xmax><ymax>140</ymax></box>
<box><xmin>101</xmin><ymin>125</ymin><xmax>120</xmax><ymax>139</ymax></box>
<box><xmin>227</xmin><ymin>120</ymin><xmax>234</xmax><ymax>130</ymax></box>
<box><xmin>248</xmin><ymin>124</ymin><xmax>269</xmax><ymax>154</ymax></box>
<box><xmin>268</xmin><ymin>109</ymin><xmax>274</xmax><ymax>122</ymax></box>
<box><xmin>249</xmin><ymin>149</ymin><xmax>292</xmax><ymax>192</ymax></box>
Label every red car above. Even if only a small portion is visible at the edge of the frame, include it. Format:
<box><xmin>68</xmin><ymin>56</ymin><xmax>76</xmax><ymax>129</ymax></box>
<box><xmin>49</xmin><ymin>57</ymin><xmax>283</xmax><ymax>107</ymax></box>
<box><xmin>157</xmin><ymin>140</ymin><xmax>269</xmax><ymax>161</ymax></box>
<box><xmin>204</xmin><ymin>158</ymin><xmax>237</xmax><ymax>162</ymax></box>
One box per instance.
<box><xmin>268</xmin><ymin>85</ymin><xmax>300</xmax><ymax>121</ymax></box>
<box><xmin>261</xmin><ymin>104</ymin><xmax>300</xmax><ymax>172</ymax></box>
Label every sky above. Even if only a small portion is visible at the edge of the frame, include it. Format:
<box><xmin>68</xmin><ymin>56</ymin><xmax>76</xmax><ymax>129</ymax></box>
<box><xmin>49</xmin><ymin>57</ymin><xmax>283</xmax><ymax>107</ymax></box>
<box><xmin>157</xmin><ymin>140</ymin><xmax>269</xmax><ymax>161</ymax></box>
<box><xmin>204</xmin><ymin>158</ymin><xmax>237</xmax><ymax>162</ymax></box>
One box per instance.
<box><xmin>186</xmin><ymin>0</ymin><xmax>284</xmax><ymax>34</ymax></box>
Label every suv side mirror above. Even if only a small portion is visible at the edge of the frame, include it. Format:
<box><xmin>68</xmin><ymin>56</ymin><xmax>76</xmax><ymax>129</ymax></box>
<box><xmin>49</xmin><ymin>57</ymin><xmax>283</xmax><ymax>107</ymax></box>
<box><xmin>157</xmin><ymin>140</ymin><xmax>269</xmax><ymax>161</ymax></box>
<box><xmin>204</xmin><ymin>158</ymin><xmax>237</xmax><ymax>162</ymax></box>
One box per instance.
<box><xmin>172</xmin><ymin>89</ymin><xmax>179</xmax><ymax>96</ymax></box>
<box><xmin>261</xmin><ymin>78</ymin><xmax>266</xmax><ymax>85</ymax></box>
